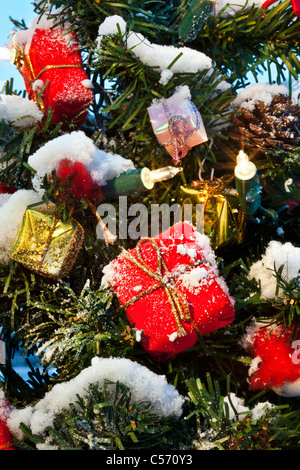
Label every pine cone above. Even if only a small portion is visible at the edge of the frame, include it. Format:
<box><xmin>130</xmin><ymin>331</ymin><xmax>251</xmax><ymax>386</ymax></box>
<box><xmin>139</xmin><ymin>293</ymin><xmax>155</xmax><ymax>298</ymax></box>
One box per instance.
<box><xmin>229</xmin><ymin>94</ymin><xmax>300</xmax><ymax>152</ymax></box>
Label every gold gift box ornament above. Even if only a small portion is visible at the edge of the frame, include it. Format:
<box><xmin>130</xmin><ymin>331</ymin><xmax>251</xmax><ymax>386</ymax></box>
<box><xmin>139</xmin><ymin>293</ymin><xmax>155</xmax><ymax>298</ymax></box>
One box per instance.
<box><xmin>10</xmin><ymin>207</ymin><xmax>84</xmax><ymax>279</ymax></box>
<box><xmin>178</xmin><ymin>178</ymin><xmax>245</xmax><ymax>249</ymax></box>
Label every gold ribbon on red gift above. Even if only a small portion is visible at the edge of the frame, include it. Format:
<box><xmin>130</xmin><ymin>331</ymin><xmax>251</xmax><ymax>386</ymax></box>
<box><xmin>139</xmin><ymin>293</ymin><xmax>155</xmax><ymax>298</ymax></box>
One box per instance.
<box><xmin>121</xmin><ymin>237</ymin><xmax>209</xmax><ymax>338</ymax></box>
<box><xmin>13</xmin><ymin>45</ymin><xmax>84</xmax><ymax>116</ymax></box>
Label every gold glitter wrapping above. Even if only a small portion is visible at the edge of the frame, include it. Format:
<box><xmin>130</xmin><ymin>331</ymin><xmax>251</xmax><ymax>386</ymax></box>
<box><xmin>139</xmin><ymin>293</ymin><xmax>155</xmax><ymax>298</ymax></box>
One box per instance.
<box><xmin>10</xmin><ymin>208</ymin><xmax>85</xmax><ymax>279</ymax></box>
<box><xmin>178</xmin><ymin>179</ymin><xmax>245</xmax><ymax>249</ymax></box>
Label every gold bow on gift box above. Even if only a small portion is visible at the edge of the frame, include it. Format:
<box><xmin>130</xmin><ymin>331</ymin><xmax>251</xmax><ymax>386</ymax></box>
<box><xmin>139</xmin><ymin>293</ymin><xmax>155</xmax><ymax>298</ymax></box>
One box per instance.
<box><xmin>178</xmin><ymin>177</ymin><xmax>245</xmax><ymax>249</ymax></box>
<box><xmin>10</xmin><ymin>207</ymin><xmax>84</xmax><ymax>279</ymax></box>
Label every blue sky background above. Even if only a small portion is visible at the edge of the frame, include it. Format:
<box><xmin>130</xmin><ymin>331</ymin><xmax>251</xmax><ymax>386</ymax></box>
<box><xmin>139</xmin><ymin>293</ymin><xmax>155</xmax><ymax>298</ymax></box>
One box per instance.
<box><xmin>0</xmin><ymin>0</ymin><xmax>35</xmax><ymax>92</ymax></box>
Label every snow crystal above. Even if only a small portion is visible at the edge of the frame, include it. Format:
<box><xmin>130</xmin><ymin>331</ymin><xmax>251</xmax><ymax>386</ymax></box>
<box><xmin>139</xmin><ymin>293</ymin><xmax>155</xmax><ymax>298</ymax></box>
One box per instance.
<box><xmin>32</xmin><ymin>79</ymin><xmax>44</xmax><ymax>92</ymax></box>
<box><xmin>223</xmin><ymin>392</ymin><xmax>274</xmax><ymax>421</ymax></box>
<box><xmin>248</xmin><ymin>240</ymin><xmax>300</xmax><ymax>299</ymax></box>
<box><xmin>12</xmin><ymin>11</ymin><xmax>72</xmax><ymax>55</ymax></box>
<box><xmin>179</xmin><ymin>265</ymin><xmax>210</xmax><ymax>289</ymax></box>
<box><xmin>81</xmin><ymin>79</ymin><xmax>94</xmax><ymax>89</ymax></box>
<box><xmin>6</xmin><ymin>357</ymin><xmax>185</xmax><ymax>438</ymax></box>
<box><xmin>232</xmin><ymin>83</ymin><xmax>288</xmax><ymax>112</ymax></box>
<box><xmin>101</xmin><ymin>262</ymin><xmax>119</xmax><ymax>287</ymax></box>
<box><xmin>97</xmin><ymin>14</ymin><xmax>127</xmax><ymax>39</ymax></box>
<box><xmin>176</xmin><ymin>243</ymin><xmax>197</xmax><ymax>259</ymax></box>
<box><xmin>28</xmin><ymin>130</ymin><xmax>135</xmax><ymax>190</ymax></box>
<box><xmin>223</xmin><ymin>393</ymin><xmax>250</xmax><ymax>421</ymax></box>
<box><xmin>251</xmin><ymin>401</ymin><xmax>274</xmax><ymax>421</ymax></box>
<box><xmin>159</xmin><ymin>69</ymin><xmax>174</xmax><ymax>85</ymax></box>
<box><xmin>133</xmin><ymin>285</ymin><xmax>143</xmax><ymax>292</ymax></box>
<box><xmin>97</xmin><ymin>15</ymin><xmax>212</xmax><ymax>74</ymax></box>
<box><xmin>0</xmin><ymin>189</ymin><xmax>44</xmax><ymax>264</ymax></box>
<box><xmin>0</xmin><ymin>94</ymin><xmax>43</xmax><ymax>128</ymax></box>
<box><xmin>134</xmin><ymin>329</ymin><xmax>143</xmax><ymax>342</ymax></box>
<box><xmin>193</xmin><ymin>231</ymin><xmax>217</xmax><ymax>268</ymax></box>
<box><xmin>248</xmin><ymin>355</ymin><xmax>262</xmax><ymax>377</ymax></box>
<box><xmin>169</xmin><ymin>332</ymin><xmax>178</xmax><ymax>342</ymax></box>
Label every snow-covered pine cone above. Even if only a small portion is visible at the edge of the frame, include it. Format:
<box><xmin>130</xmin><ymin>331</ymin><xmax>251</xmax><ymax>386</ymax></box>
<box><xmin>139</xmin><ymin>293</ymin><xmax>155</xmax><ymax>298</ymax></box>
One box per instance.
<box><xmin>229</xmin><ymin>93</ymin><xmax>300</xmax><ymax>152</ymax></box>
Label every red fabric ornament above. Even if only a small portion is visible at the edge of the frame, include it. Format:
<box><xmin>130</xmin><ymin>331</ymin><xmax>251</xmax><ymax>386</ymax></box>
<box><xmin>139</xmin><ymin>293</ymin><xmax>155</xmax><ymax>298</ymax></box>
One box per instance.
<box><xmin>0</xmin><ymin>183</ymin><xmax>18</xmax><ymax>195</ymax></box>
<box><xmin>262</xmin><ymin>0</ymin><xmax>300</xmax><ymax>16</ymax></box>
<box><xmin>15</xmin><ymin>27</ymin><xmax>94</xmax><ymax>125</ymax></box>
<box><xmin>56</xmin><ymin>159</ymin><xmax>103</xmax><ymax>203</ymax></box>
<box><xmin>0</xmin><ymin>415</ymin><xmax>15</xmax><ymax>450</ymax></box>
<box><xmin>103</xmin><ymin>222</ymin><xmax>235</xmax><ymax>360</ymax></box>
<box><xmin>245</xmin><ymin>322</ymin><xmax>300</xmax><ymax>392</ymax></box>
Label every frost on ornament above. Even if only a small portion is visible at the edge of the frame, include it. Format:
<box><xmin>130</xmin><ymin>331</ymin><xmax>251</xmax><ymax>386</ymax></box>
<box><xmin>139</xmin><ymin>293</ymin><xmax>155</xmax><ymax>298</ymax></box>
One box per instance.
<box><xmin>11</xmin><ymin>12</ymin><xmax>94</xmax><ymax>126</ymax></box>
<box><xmin>232</xmin><ymin>83</ymin><xmax>289</xmax><ymax>112</ymax></box>
<box><xmin>27</xmin><ymin>130</ymin><xmax>135</xmax><ymax>192</ymax></box>
<box><xmin>230</xmin><ymin>82</ymin><xmax>300</xmax><ymax>152</ymax></box>
<box><xmin>147</xmin><ymin>86</ymin><xmax>208</xmax><ymax>164</ymax></box>
<box><xmin>248</xmin><ymin>240</ymin><xmax>300</xmax><ymax>299</ymax></box>
<box><xmin>242</xmin><ymin>321</ymin><xmax>300</xmax><ymax>396</ymax></box>
<box><xmin>0</xmin><ymin>94</ymin><xmax>43</xmax><ymax>128</ymax></box>
<box><xmin>4</xmin><ymin>357</ymin><xmax>185</xmax><ymax>443</ymax></box>
<box><xmin>102</xmin><ymin>222</ymin><xmax>235</xmax><ymax>359</ymax></box>
<box><xmin>0</xmin><ymin>189</ymin><xmax>44</xmax><ymax>264</ymax></box>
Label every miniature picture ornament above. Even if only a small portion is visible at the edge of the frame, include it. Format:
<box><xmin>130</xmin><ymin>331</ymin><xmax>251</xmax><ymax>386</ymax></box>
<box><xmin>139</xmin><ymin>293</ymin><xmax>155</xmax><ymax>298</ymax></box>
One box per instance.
<box><xmin>147</xmin><ymin>86</ymin><xmax>207</xmax><ymax>165</ymax></box>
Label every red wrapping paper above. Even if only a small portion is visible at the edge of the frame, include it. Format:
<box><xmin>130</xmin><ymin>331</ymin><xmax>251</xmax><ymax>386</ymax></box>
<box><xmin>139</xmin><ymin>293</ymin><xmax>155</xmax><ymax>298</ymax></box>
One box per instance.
<box><xmin>15</xmin><ymin>27</ymin><xmax>94</xmax><ymax>125</ymax></box>
<box><xmin>262</xmin><ymin>0</ymin><xmax>300</xmax><ymax>16</ymax></box>
<box><xmin>0</xmin><ymin>417</ymin><xmax>15</xmax><ymax>450</ymax></box>
<box><xmin>103</xmin><ymin>222</ymin><xmax>235</xmax><ymax>359</ymax></box>
<box><xmin>244</xmin><ymin>322</ymin><xmax>300</xmax><ymax>394</ymax></box>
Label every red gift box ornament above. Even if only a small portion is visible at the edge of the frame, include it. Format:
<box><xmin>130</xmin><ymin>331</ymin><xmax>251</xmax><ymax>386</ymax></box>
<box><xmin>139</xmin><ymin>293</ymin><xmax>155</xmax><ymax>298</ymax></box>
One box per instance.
<box><xmin>243</xmin><ymin>321</ymin><xmax>300</xmax><ymax>396</ymax></box>
<box><xmin>0</xmin><ymin>417</ymin><xmax>15</xmax><ymax>450</ymax></box>
<box><xmin>262</xmin><ymin>0</ymin><xmax>300</xmax><ymax>16</ymax></box>
<box><xmin>12</xmin><ymin>15</ymin><xmax>95</xmax><ymax>126</ymax></box>
<box><xmin>102</xmin><ymin>222</ymin><xmax>235</xmax><ymax>359</ymax></box>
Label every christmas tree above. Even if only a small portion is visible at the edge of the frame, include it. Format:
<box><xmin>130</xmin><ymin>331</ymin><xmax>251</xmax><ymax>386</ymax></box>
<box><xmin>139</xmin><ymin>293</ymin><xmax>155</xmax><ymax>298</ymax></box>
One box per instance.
<box><xmin>0</xmin><ymin>0</ymin><xmax>300</xmax><ymax>452</ymax></box>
